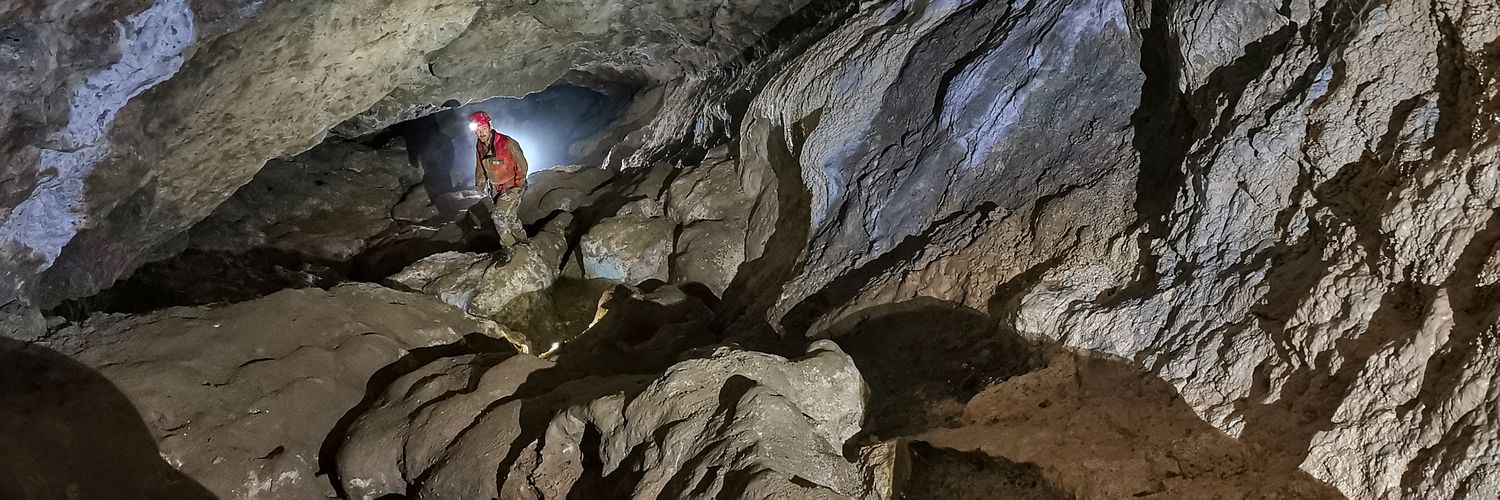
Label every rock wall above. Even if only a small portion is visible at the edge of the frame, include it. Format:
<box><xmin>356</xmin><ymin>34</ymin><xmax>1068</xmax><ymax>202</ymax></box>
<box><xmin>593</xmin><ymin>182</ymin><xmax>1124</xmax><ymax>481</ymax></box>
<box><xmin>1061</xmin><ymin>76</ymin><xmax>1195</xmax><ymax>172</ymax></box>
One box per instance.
<box><xmin>665</xmin><ymin>0</ymin><xmax>1500</xmax><ymax>497</ymax></box>
<box><xmin>6</xmin><ymin>0</ymin><xmax>1499</xmax><ymax>497</ymax></box>
<box><xmin>187</xmin><ymin>140</ymin><xmax>430</xmax><ymax>261</ymax></box>
<box><xmin>0</xmin><ymin>0</ymin><xmax>811</xmax><ymax>309</ymax></box>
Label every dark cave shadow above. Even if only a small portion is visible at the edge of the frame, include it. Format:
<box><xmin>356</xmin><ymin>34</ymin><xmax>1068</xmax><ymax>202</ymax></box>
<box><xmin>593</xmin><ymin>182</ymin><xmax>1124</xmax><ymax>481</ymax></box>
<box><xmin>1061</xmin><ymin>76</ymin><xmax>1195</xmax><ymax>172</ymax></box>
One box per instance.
<box><xmin>0</xmin><ymin>338</ymin><xmax>214</xmax><ymax>500</ymax></box>
<box><xmin>48</xmin><ymin>248</ymin><xmax>349</xmax><ymax>320</ymax></box>
<box><xmin>907</xmin><ymin>346</ymin><xmax>1345</xmax><ymax>498</ymax></box>
<box><xmin>904</xmin><ymin>441</ymin><xmax>1073</xmax><ymax>500</ymax></box>
<box><xmin>816</xmin><ymin>297</ymin><xmax>1039</xmax><ymax>437</ymax></box>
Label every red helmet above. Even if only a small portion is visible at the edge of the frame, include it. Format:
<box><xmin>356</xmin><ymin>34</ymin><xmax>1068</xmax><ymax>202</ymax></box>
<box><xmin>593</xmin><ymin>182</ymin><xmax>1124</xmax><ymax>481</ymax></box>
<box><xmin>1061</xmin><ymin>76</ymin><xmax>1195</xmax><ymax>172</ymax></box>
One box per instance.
<box><xmin>469</xmin><ymin>111</ymin><xmax>491</xmax><ymax>125</ymax></box>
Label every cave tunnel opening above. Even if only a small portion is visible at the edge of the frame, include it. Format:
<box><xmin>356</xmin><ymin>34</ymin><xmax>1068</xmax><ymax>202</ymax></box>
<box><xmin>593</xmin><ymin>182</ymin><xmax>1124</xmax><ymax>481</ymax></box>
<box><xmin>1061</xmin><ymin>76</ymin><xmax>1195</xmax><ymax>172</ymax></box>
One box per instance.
<box><xmin>43</xmin><ymin>81</ymin><xmax>643</xmax><ymax>321</ymax></box>
<box><xmin>379</xmin><ymin>83</ymin><xmax>636</xmax><ymax>208</ymax></box>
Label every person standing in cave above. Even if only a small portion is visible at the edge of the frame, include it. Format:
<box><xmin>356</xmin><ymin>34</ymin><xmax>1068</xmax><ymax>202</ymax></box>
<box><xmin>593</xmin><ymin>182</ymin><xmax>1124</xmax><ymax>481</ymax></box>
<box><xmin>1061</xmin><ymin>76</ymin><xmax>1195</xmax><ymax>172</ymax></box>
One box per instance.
<box><xmin>468</xmin><ymin>110</ymin><xmax>530</xmax><ymax>246</ymax></box>
<box><xmin>470</xmin><ymin>111</ymin><xmax>529</xmax><ymax>199</ymax></box>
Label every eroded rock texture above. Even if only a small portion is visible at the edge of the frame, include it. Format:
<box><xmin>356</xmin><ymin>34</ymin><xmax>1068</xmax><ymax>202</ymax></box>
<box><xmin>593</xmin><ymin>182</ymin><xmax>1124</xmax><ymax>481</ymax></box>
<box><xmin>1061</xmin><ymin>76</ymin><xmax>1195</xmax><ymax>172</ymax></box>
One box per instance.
<box><xmin>6</xmin><ymin>0</ymin><xmax>1500</xmax><ymax>498</ymax></box>
<box><xmin>335</xmin><ymin>341</ymin><xmax>871</xmax><ymax>499</ymax></box>
<box><xmin>666</xmin><ymin>1</ymin><xmax>1500</xmax><ymax>497</ymax></box>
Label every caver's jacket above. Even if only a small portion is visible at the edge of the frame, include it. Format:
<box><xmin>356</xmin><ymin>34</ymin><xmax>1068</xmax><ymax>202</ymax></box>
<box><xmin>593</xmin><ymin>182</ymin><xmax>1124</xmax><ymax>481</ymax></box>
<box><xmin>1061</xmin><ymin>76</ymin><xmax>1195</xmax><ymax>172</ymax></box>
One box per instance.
<box><xmin>475</xmin><ymin>131</ymin><xmax>528</xmax><ymax>195</ymax></box>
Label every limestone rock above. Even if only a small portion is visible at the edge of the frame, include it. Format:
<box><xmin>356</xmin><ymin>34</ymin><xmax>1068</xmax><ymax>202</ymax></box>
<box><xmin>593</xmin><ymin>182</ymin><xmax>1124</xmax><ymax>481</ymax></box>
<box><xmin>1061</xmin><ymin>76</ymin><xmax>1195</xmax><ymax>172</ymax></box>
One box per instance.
<box><xmin>7</xmin><ymin>0</ymin><xmax>483</xmax><ymax>307</ymax></box>
<box><xmin>188</xmin><ymin>140</ymin><xmax>426</xmax><ymax>261</ymax></box>
<box><xmin>335</xmin><ymin>352</ymin><xmax>555</xmax><ymax>500</ymax></box>
<box><xmin>0</xmin><ymin>300</ymin><xmax>45</xmax><ymax>342</ymax></box>
<box><xmin>384</xmin><ymin>251</ymin><xmax>493</xmax><ymax>309</ymax></box>
<box><xmin>579</xmin><ymin>214</ymin><xmax>675</xmax><ymax>285</ymax></box>
<box><xmin>665</xmin><ymin>156</ymin><xmax>758</xmax><ymax>225</ymax></box>
<box><xmin>336</xmin><ymin>340</ymin><xmax>872</xmax><ymax>499</ymax></box>
<box><xmin>387</xmin><ymin>243</ymin><xmax>561</xmax><ymax>350</ymax></box>
<box><xmin>661</xmin><ymin>1</ymin><xmax>1500</xmax><ymax>498</ymax></box>
<box><xmin>518</xmin><ymin>166</ymin><xmax>616</xmax><ymax>225</ymax></box>
<box><xmin>40</xmin><ymin>284</ymin><xmax>482</xmax><ymax>499</ymax></box>
<box><xmin>856</xmin><ymin>439</ymin><xmax>910</xmax><ymax>500</ymax></box>
<box><xmin>671</xmin><ymin>220</ymin><xmax>748</xmax><ymax>294</ymax></box>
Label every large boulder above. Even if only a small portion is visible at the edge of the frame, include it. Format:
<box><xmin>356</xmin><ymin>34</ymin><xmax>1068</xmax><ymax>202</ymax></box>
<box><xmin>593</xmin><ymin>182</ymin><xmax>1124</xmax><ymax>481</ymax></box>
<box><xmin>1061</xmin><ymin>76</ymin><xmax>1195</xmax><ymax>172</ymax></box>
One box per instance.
<box><xmin>578</xmin><ymin>215</ymin><xmax>675</xmax><ymax>285</ymax></box>
<box><xmin>335</xmin><ymin>340</ymin><xmax>873</xmax><ymax>499</ymax></box>
<box><xmin>387</xmin><ymin>243</ymin><xmax>571</xmax><ymax>351</ymax></box>
<box><xmin>664</xmin><ymin>156</ymin><xmax>759</xmax><ymax>225</ymax></box>
<box><xmin>671</xmin><ymin>220</ymin><xmax>748</xmax><ymax>294</ymax></box>
<box><xmin>39</xmin><ymin>284</ymin><xmax>484</xmax><ymax>499</ymax></box>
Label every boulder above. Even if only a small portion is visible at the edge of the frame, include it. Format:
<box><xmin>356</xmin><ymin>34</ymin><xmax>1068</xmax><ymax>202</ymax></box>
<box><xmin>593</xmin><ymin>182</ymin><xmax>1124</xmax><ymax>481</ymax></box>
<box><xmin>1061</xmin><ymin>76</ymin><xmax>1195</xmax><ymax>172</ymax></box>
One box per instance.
<box><xmin>387</xmin><ymin>243</ymin><xmax>562</xmax><ymax>351</ymax></box>
<box><xmin>670</xmin><ymin>220</ymin><xmax>748</xmax><ymax>295</ymax></box>
<box><xmin>40</xmin><ymin>284</ymin><xmax>483</xmax><ymax>499</ymax></box>
<box><xmin>336</xmin><ymin>340</ymin><xmax>873</xmax><ymax>499</ymax></box>
<box><xmin>384</xmin><ymin>251</ymin><xmax>494</xmax><ymax>310</ymax></box>
<box><xmin>578</xmin><ymin>215</ymin><xmax>674</xmax><ymax>285</ymax></box>
<box><xmin>665</xmin><ymin>156</ymin><xmax>758</xmax><ymax>225</ymax></box>
<box><xmin>0</xmin><ymin>300</ymin><xmax>45</xmax><ymax>342</ymax></box>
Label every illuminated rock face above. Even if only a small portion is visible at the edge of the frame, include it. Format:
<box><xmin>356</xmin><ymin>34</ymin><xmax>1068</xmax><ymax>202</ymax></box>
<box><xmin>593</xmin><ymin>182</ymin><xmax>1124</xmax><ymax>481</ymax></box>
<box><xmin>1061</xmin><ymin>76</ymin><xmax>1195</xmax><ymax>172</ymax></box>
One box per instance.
<box><xmin>0</xmin><ymin>0</ymin><xmax>810</xmax><ymax>308</ymax></box>
<box><xmin>673</xmin><ymin>1</ymin><xmax>1500</xmax><ymax>498</ymax></box>
<box><xmin>7</xmin><ymin>0</ymin><xmax>1500</xmax><ymax>498</ymax></box>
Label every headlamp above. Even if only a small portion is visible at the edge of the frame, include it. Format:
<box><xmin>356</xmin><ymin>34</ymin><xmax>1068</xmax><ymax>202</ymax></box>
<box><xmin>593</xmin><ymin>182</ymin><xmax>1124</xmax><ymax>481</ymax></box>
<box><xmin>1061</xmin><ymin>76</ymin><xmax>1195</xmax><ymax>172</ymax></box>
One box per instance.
<box><xmin>468</xmin><ymin>122</ymin><xmax>479</xmax><ymax>131</ymax></box>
